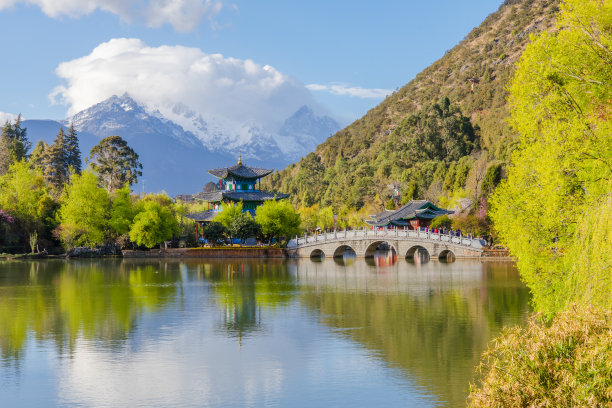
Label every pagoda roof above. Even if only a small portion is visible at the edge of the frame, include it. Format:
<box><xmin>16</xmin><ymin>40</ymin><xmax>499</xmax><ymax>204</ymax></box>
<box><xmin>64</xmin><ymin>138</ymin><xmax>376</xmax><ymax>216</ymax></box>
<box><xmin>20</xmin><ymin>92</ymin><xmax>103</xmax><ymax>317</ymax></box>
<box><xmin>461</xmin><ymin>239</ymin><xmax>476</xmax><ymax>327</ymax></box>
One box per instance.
<box><xmin>194</xmin><ymin>190</ymin><xmax>289</xmax><ymax>202</ymax></box>
<box><xmin>184</xmin><ymin>211</ymin><xmax>217</xmax><ymax>222</ymax></box>
<box><xmin>208</xmin><ymin>163</ymin><xmax>274</xmax><ymax>180</ymax></box>
<box><xmin>366</xmin><ymin>200</ymin><xmax>453</xmax><ymax>227</ymax></box>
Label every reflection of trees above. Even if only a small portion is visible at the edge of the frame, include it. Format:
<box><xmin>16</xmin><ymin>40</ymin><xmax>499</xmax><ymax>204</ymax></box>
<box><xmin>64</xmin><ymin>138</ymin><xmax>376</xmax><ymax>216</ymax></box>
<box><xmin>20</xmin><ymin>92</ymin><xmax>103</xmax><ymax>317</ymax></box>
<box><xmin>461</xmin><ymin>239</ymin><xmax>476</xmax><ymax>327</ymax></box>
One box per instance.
<box><xmin>184</xmin><ymin>259</ymin><xmax>297</xmax><ymax>341</ymax></box>
<box><xmin>297</xmin><ymin>260</ymin><xmax>530</xmax><ymax>407</ymax></box>
<box><xmin>0</xmin><ymin>258</ymin><xmax>529</xmax><ymax>406</ymax></box>
<box><xmin>0</xmin><ymin>260</ymin><xmax>180</xmax><ymax>363</ymax></box>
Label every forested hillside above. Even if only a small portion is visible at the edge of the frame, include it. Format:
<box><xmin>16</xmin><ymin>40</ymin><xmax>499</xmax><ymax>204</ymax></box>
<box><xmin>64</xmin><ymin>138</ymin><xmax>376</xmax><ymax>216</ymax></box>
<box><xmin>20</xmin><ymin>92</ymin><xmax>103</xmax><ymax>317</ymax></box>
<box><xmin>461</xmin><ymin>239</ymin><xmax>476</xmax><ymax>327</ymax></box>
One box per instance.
<box><xmin>264</xmin><ymin>0</ymin><xmax>560</xmax><ymax>216</ymax></box>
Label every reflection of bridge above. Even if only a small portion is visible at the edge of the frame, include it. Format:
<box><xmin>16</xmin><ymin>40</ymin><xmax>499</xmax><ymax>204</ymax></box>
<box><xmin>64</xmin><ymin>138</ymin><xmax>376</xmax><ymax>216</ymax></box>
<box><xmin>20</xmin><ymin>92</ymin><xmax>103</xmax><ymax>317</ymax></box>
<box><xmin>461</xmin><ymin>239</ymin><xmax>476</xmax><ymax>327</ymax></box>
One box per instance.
<box><xmin>288</xmin><ymin>228</ymin><xmax>486</xmax><ymax>259</ymax></box>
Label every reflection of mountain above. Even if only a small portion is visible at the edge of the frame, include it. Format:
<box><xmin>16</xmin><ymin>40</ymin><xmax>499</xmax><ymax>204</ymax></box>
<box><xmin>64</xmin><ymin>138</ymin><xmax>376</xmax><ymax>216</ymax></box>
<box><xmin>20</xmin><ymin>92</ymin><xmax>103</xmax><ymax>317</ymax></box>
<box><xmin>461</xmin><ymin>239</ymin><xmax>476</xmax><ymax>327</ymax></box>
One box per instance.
<box><xmin>294</xmin><ymin>259</ymin><xmax>530</xmax><ymax>407</ymax></box>
<box><xmin>0</xmin><ymin>260</ymin><xmax>180</xmax><ymax>362</ymax></box>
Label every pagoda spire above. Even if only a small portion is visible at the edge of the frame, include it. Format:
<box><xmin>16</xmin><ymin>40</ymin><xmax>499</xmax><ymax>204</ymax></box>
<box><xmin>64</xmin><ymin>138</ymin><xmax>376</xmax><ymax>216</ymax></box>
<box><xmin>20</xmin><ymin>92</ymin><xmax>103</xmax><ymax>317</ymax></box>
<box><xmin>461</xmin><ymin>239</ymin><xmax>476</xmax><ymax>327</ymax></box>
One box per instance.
<box><xmin>238</xmin><ymin>151</ymin><xmax>242</xmax><ymax>165</ymax></box>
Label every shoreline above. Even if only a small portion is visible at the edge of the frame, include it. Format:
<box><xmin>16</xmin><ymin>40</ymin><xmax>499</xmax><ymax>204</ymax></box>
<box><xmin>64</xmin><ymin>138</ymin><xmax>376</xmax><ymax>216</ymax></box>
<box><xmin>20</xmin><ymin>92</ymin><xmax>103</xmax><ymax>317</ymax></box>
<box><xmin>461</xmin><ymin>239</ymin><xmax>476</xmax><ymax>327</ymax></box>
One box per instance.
<box><xmin>0</xmin><ymin>248</ymin><xmax>514</xmax><ymax>262</ymax></box>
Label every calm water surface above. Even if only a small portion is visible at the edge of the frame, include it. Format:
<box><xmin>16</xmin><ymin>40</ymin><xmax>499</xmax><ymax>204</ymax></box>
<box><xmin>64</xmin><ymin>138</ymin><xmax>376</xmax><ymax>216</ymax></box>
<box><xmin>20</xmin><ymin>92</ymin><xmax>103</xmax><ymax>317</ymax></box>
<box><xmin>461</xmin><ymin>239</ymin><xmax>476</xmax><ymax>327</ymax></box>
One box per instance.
<box><xmin>0</xmin><ymin>258</ymin><xmax>530</xmax><ymax>407</ymax></box>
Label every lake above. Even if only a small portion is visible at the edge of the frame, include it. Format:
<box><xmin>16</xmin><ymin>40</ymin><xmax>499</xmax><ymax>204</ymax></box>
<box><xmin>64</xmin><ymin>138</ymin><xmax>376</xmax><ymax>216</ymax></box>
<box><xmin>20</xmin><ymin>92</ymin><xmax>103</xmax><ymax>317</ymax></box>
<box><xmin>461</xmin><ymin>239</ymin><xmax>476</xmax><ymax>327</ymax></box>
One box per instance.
<box><xmin>0</xmin><ymin>257</ymin><xmax>529</xmax><ymax>407</ymax></box>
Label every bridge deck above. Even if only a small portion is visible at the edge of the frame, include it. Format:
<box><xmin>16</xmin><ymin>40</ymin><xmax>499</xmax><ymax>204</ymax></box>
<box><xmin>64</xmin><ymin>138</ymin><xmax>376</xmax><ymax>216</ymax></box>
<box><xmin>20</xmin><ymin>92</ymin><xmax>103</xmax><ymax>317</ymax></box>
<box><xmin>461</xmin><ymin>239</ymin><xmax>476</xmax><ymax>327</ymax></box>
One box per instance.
<box><xmin>288</xmin><ymin>228</ymin><xmax>486</xmax><ymax>259</ymax></box>
<box><xmin>291</xmin><ymin>228</ymin><xmax>484</xmax><ymax>248</ymax></box>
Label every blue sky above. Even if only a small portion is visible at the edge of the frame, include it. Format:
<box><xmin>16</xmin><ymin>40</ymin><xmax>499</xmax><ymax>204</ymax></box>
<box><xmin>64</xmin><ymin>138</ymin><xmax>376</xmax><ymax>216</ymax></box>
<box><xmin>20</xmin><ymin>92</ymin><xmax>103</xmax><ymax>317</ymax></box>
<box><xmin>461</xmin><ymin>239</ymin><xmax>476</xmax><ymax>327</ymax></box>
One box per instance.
<box><xmin>0</xmin><ymin>0</ymin><xmax>503</xmax><ymax>125</ymax></box>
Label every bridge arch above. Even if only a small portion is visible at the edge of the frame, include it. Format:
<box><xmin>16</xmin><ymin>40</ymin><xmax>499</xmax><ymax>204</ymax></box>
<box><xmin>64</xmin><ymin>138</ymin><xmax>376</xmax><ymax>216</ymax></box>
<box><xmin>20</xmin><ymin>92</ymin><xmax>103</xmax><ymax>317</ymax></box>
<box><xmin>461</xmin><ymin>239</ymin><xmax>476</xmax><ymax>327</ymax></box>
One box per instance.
<box><xmin>438</xmin><ymin>249</ymin><xmax>456</xmax><ymax>262</ymax></box>
<box><xmin>364</xmin><ymin>240</ymin><xmax>398</xmax><ymax>258</ymax></box>
<box><xmin>333</xmin><ymin>245</ymin><xmax>356</xmax><ymax>258</ymax></box>
<box><xmin>310</xmin><ymin>249</ymin><xmax>325</xmax><ymax>259</ymax></box>
<box><xmin>405</xmin><ymin>245</ymin><xmax>430</xmax><ymax>261</ymax></box>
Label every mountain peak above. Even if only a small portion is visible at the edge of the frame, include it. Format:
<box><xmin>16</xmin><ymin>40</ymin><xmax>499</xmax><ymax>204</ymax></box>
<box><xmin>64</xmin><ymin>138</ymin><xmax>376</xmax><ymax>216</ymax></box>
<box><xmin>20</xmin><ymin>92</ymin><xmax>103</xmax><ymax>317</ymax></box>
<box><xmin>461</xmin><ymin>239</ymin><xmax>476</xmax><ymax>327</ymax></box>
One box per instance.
<box><xmin>293</xmin><ymin>105</ymin><xmax>314</xmax><ymax>117</ymax></box>
<box><xmin>279</xmin><ymin>105</ymin><xmax>339</xmax><ymax>139</ymax></box>
<box><xmin>94</xmin><ymin>93</ymin><xmax>144</xmax><ymax>114</ymax></box>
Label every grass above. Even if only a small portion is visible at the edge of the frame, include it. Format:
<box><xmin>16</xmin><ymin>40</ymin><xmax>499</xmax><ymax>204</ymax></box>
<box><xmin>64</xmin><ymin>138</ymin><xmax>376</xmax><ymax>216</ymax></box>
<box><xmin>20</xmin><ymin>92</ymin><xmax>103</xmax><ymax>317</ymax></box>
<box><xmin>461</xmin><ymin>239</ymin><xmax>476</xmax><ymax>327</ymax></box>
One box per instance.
<box><xmin>468</xmin><ymin>304</ymin><xmax>612</xmax><ymax>407</ymax></box>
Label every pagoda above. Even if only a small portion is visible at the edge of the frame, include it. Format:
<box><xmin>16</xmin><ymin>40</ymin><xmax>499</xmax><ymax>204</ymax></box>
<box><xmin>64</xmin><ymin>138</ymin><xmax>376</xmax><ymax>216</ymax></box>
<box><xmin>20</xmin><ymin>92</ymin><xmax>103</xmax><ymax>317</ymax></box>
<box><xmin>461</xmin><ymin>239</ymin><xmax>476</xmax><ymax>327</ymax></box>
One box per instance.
<box><xmin>366</xmin><ymin>200</ymin><xmax>453</xmax><ymax>229</ymax></box>
<box><xmin>186</xmin><ymin>153</ymin><xmax>289</xmax><ymax>223</ymax></box>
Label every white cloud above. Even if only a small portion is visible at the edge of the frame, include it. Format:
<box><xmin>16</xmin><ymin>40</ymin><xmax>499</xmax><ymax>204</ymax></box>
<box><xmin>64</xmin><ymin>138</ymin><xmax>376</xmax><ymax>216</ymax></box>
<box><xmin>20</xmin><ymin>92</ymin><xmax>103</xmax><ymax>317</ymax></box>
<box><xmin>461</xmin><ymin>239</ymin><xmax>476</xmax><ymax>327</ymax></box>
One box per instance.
<box><xmin>0</xmin><ymin>0</ymin><xmax>224</xmax><ymax>32</ymax></box>
<box><xmin>50</xmin><ymin>38</ymin><xmax>320</xmax><ymax>131</ymax></box>
<box><xmin>307</xmin><ymin>83</ymin><xmax>392</xmax><ymax>99</ymax></box>
<box><xmin>0</xmin><ymin>111</ymin><xmax>18</xmax><ymax>123</ymax></box>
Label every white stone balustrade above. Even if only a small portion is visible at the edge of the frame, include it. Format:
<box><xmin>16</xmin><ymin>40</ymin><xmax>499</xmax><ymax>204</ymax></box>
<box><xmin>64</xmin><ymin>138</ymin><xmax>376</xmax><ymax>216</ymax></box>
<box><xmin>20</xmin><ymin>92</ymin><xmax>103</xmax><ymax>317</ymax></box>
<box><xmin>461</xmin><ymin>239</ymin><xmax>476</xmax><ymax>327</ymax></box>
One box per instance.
<box><xmin>292</xmin><ymin>227</ymin><xmax>484</xmax><ymax>249</ymax></box>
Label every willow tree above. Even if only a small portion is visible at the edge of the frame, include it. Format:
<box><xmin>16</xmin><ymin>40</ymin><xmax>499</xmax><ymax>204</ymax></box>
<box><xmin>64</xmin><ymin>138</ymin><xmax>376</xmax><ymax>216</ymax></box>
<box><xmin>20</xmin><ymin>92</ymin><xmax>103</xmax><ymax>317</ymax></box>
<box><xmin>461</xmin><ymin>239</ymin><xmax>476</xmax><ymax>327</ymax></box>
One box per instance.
<box><xmin>491</xmin><ymin>0</ymin><xmax>612</xmax><ymax>313</ymax></box>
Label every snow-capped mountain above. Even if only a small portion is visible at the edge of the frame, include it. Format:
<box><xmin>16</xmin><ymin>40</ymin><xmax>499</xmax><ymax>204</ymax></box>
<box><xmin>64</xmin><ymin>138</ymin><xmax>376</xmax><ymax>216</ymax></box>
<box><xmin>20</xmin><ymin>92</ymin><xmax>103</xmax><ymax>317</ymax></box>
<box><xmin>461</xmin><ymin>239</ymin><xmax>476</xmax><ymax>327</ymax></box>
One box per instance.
<box><xmin>23</xmin><ymin>94</ymin><xmax>340</xmax><ymax>195</ymax></box>
<box><xmin>69</xmin><ymin>95</ymin><xmax>202</xmax><ymax>147</ymax></box>
<box><xmin>157</xmin><ymin>97</ymin><xmax>340</xmax><ymax>161</ymax></box>
<box><xmin>279</xmin><ymin>105</ymin><xmax>340</xmax><ymax>150</ymax></box>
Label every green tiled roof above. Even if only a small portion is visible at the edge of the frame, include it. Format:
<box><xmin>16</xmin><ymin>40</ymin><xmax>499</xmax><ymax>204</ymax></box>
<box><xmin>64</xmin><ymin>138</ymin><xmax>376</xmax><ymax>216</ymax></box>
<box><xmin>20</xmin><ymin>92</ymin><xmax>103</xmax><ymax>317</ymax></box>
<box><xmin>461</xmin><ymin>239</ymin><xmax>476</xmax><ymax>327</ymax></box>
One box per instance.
<box><xmin>366</xmin><ymin>200</ymin><xmax>452</xmax><ymax>227</ymax></box>
<box><xmin>208</xmin><ymin>163</ymin><xmax>273</xmax><ymax>180</ymax></box>
<box><xmin>193</xmin><ymin>190</ymin><xmax>289</xmax><ymax>202</ymax></box>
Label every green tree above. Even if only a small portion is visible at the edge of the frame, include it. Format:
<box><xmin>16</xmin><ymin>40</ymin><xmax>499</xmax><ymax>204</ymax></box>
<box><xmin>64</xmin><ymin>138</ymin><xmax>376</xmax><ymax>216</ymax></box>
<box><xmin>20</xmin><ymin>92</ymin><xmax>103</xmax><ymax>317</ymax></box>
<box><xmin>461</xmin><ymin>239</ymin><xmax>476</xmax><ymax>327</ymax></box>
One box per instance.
<box><xmin>254</xmin><ymin>200</ymin><xmax>302</xmax><ymax>244</ymax></box>
<box><xmin>318</xmin><ymin>206</ymin><xmax>335</xmax><ymax>230</ymax></box>
<box><xmin>129</xmin><ymin>201</ymin><xmax>179</xmax><ymax>249</ymax></box>
<box><xmin>481</xmin><ymin>163</ymin><xmax>502</xmax><ymax>197</ymax></box>
<box><xmin>203</xmin><ymin>221</ymin><xmax>227</xmax><ymax>246</ymax></box>
<box><xmin>65</xmin><ymin>123</ymin><xmax>81</xmax><ymax>174</ymax></box>
<box><xmin>452</xmin><ymin>214</ymin><xmax>489</xmax><ymax>237</ymax></box>
<box><xmin>109</xmin><ymin>185</ymin><xmax>136</xmax><ymax>237</ymax></box>
<box><xmin>430</xmin><ymin>215</ymin><xmax>452</xmax><ymax>230</ymax></box>
<box><xmin>298</xmin><ymin>204</ymin><xmax>319</xmax><ymax>232</ymax></box>
<box><xmin>214</xmin><ymin>202</ymin><xmax>243</xmax><ymax>230</ymax></box>
<box><xmin>0</xmin><ymin>115</ymin><xmax>30</xmax><ymax>174</ymax></box>
<box><xmin>88</xmin><ymin>135</ymin><xmax>142</xmax><ymax>192</ymax></box>
<box><xmin>42</xmin><ymin>128</ymin><xmax>69</xmax><ymax>192</ymax></box>
<box><xmin>0</xmin><ymin>160</ymin><xmax>48</xmax><ymax>224</ymax></box>
<box><xmin>490</xmin><ymin>0</ymin><xmax>612</xmax><ymax>313</ymax></box>
<box><xmin>0</xmin><ymin>160</ymin><xmax>53</xmax><ymax>250</ymax></box>
<box><xmin>229</xmin><ymin>212</ymin><xmax>261</xmax><ymax>245</ymax></box>
<box><xmin>29</xmin><ymin>140</ymin><xmax>48</xmax><ymax>171</ymax></box>
<box><xmin>57</xmin><ymin>170</ymin><xmax>110</xmax><ymax>248</ymax></box>
<box><xmin>401</xmin><ymin>180</ymin><xmax>419</xmax><ymax>204</ymax></box>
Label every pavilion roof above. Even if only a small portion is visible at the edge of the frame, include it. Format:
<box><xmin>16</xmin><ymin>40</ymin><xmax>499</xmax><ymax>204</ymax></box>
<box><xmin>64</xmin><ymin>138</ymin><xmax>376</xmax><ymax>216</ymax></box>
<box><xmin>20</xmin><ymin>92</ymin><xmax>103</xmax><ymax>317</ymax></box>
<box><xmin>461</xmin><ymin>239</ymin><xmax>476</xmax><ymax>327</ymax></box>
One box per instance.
<box><xmin>366</xmin><ymin>200</ymin><xmax>452</xmax><ymax>227</ymax></box>
<box><xmin>207</xmin><ymin>163</ymin><xmax>274</xmax><ymax>180</ymax></box>
<box><xmin>193</xmin><ymin>190</ymin><xmax>289</xmax><ymax>202</ymax></box>
<box><xmin>184</xmin><ymin>211</ymin><xmax>216</xmax><ymax>222</ymax></box>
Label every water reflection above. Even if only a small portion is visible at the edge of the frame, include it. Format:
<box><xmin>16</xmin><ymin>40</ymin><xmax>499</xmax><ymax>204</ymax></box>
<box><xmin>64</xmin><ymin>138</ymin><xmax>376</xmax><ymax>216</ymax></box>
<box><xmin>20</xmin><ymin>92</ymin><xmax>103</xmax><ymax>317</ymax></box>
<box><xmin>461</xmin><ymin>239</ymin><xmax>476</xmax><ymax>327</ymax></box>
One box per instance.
<box><xmin>293</xmin><ymin>258</ymin><xmax>529</xmax><ymax>406</ymax></box>
<box><xmin>0</xmin><ymin>260</ymin><xmax>181</xmax><ymax>363</ymax></box>
<box><xmin>0</xmin><ymin>258</ymin><xmax>528</xmax><ymax>407</ymax></box>
<box><xmin>190</xmin><ymin>260</ymin><xmax>297</xmax><ymax>340</ymax></box>
<box><xmin>406</xmin><ymin>246</ymin><xmax>431</xmax><ymax>263</ymax></box>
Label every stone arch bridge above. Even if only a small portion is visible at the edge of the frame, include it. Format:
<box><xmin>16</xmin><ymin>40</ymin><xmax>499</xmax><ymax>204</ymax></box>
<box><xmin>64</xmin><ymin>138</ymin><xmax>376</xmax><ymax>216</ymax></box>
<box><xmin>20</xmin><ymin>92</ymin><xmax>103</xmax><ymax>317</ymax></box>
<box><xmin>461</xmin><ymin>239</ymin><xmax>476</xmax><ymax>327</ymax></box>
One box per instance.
<box><xmin>287</xmin><ymin>228</ymin><xmax>486</xmax><ymax>260</ymax></box>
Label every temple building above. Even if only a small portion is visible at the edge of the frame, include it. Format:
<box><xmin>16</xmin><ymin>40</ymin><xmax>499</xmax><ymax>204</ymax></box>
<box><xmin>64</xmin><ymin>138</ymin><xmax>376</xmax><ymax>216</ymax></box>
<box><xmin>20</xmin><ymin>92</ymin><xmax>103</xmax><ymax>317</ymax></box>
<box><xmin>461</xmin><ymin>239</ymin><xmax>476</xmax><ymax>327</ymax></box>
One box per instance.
<box><xmin>366</xmin><ymin>200</ymin><xmax>453</xmax><ymax>229</ymax></box>
<box><xmin>186</xmin><ymin>153</ymin><xmax>289</xmax><ymax>224</ymax></box>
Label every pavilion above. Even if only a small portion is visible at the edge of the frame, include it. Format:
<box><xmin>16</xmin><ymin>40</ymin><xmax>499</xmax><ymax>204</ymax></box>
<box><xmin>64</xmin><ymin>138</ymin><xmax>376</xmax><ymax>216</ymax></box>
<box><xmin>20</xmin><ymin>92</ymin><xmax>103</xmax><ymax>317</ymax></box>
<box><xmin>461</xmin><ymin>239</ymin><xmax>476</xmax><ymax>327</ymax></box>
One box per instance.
<box><xmin>186</xmin><ymin>153</ymin><xmax>289</xmax><ymax>225</ymax></box>
<box><xmin>366</xmin><ymin>200</ymin><xmax>453</xmax><ymax>229</ymax></box>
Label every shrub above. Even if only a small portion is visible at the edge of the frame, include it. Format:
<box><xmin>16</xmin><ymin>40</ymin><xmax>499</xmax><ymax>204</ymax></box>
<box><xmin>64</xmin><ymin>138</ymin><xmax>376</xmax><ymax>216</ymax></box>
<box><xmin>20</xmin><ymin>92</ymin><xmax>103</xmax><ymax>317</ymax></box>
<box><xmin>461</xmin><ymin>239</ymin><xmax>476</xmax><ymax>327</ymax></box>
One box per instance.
<box><xmin>468</xmin><ymin>305</ymin><xmax>612</xmax><ymax>407</ymax></box>
<box><xmin>452</xmin><ymin>214</ymin><xmax>489</xmax><ymax>236</ymax></box>
<box><xmin>430</xmin><ymin>214</ymin><xmax>452</xmax><ymax>230</ymax></box>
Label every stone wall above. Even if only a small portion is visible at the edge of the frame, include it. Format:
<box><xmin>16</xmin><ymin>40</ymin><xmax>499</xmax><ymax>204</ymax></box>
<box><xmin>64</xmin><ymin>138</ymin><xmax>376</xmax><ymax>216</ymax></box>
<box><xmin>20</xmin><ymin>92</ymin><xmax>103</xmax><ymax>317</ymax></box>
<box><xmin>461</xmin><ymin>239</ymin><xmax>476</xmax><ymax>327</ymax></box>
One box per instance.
<box><xmin>123</xmin><ymin>247</ymin><xmax>288</xmax><ymax>258</ymax></box>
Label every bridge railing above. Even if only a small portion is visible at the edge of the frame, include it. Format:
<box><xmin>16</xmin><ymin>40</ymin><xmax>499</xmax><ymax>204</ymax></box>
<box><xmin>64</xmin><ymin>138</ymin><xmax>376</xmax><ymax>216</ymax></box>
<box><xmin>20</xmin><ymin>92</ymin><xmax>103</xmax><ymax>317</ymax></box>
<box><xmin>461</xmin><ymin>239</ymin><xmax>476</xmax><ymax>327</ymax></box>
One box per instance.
<box><xmin>290</xmin><ymin>227</ymin><xmax>485</xmax><ymax>249</ymax></box>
